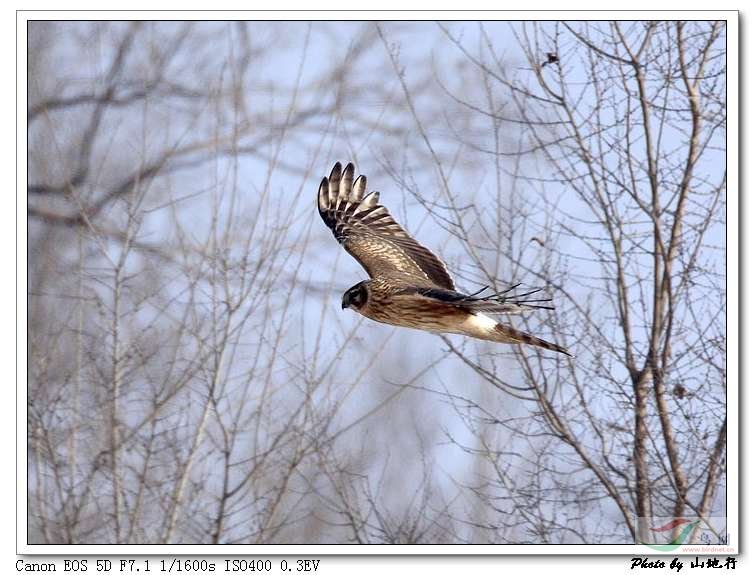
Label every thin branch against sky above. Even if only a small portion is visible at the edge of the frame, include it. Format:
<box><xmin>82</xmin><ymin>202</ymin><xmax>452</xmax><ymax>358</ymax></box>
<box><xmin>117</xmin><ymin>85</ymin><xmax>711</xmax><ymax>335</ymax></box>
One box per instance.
<box><xmin>25</xmin><ymin>19</ymin><xmax>728</xmax><ymax>546</ymax></box>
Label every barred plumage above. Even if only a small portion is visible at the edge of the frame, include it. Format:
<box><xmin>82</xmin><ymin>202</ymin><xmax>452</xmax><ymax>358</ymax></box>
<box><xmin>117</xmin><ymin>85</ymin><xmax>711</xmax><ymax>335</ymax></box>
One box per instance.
<box><xmin>318</xmin><ymin>162</ymin><xmax>571</xmax><ymax>356</ymax></box>
<box><xmin>318</xmin><ymin>162</ymin><xmax>454</xmax><ymax>289</ymax></box>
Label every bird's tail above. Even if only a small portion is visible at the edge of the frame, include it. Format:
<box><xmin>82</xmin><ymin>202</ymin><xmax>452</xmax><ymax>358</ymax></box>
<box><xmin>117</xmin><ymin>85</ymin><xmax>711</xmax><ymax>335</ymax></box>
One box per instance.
<box><xmin>490</xmin><ymin>323</ymin><xmax>572</xmax><ymax>357</ymax></box>
<box><xmin>463</xmin><ymin>313</ymin><xmax>571</xmax><ymax>356</ymax></box>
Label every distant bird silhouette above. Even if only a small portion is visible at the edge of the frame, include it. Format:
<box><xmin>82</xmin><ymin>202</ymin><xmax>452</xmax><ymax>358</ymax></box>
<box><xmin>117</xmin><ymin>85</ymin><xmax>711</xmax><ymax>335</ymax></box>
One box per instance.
<box><xmin>541</xmin><ymin>52</ymin><xmax>559</xmax><ymax>67</ymax></box>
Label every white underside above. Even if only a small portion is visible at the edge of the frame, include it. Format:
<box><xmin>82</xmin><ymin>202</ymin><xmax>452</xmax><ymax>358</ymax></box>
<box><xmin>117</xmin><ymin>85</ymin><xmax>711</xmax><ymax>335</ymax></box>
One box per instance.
<box><xmin>463</xmin><ymin>313</ymin><xmax>498</xmax><ymax>334</ymax></box>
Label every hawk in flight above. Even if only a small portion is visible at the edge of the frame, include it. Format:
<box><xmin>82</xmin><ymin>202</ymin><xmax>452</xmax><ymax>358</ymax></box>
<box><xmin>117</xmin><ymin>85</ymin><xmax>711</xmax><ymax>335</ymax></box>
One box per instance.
<box><xmin>317</xmin><ymin>162</ymin><xmax>571</xmax><ymax>356</ymax></box>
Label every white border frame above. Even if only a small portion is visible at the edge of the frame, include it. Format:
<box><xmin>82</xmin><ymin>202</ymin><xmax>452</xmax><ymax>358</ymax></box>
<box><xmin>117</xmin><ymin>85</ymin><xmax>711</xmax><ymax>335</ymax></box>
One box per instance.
<box><xmin>17</xmin><ymin>9</ymin><xmax>739</xmax><ymax>556</ymax></box>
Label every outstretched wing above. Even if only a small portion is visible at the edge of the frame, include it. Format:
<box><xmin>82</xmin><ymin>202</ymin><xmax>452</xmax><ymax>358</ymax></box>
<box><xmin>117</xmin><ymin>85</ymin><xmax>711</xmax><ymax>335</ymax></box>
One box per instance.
<box><xmin>398</xmin><ymin>285</ymin><xmax>556</xmax><ymax>315</ymax></box>
<box><xmin>317</xmin><ymin>162</ymin><xmax>455</xmax><ymax>289</ymax></box>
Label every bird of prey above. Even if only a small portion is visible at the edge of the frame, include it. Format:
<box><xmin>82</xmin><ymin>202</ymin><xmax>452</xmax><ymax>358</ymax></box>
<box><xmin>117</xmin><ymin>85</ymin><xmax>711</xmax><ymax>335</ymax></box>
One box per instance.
<box><xmin>317</xmin><ymin>162</ymin><xmax>571</xmax><ymax>356</ymax></box>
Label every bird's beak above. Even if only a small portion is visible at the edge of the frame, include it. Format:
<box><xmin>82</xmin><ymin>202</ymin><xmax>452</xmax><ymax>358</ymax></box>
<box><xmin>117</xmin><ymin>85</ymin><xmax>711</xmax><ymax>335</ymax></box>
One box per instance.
<box><xmin>341</xmin><ymin>300</ymin><xmax>348</xmax><ymax>310</ymax></box>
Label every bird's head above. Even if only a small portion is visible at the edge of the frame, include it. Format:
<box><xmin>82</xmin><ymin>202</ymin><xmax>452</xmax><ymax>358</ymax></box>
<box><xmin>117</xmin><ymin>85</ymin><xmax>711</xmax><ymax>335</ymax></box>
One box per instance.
<box><xmin>342</xmin><ymin>281</ymin><xmax>369</xmax><ymax>311</ymax></box>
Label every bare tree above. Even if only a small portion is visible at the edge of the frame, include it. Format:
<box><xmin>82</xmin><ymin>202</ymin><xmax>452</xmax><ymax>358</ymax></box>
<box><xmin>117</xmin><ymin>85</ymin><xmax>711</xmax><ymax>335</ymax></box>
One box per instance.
<box><xmin>413</xmin><ymin>20</ymin><xmax>727</xmax><ymax>544</ymax></box>
<box><xmin>26</xmin><ymin>20</ymin><xmax>727</xmax><ymax>545</ymax></box>
<box><xmin>27</xmin><ymin>20</ymin><xmax>474</xmax><ymax>545</ymax></box>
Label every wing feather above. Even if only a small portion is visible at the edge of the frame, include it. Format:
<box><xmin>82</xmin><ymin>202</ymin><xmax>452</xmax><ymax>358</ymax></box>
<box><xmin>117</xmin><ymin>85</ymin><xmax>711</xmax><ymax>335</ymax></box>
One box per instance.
<box><xmin>399</xmin><ymin>286</ymin><xmax>556</xmax><ymax>314</ymax></box>
<box><xmin>318</xmin><ymin>162</ymin><xmax>455</xmax><ymax>289</ymax></box>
